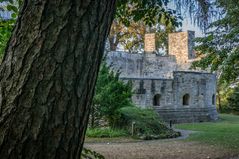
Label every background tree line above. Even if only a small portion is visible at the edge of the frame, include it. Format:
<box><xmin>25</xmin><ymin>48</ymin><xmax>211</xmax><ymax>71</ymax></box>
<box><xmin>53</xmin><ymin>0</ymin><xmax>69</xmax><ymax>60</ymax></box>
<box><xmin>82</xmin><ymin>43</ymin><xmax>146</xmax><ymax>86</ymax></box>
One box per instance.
<box><xmin>192</xmin><ymin>0</ymin><xmax>239</xmax><ymax>113</ymax></box>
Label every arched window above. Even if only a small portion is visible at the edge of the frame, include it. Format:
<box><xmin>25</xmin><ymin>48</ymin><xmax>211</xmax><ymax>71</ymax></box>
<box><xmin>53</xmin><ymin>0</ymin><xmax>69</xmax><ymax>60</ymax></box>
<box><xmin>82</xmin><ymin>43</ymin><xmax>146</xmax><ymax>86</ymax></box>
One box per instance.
<box><xmin>212</xmin><ymin>94</ymin><xmax>215</xmax><ymax>105</ymax></box>
<box><xmin>183</xmin><ymin>94</ymin><xmax>190</xmax><ymax>105</ymax></box>
<box><xmin>153</xmin><ymin>94</ymin><xmax>161</xmax><ymax>106</ymax></box>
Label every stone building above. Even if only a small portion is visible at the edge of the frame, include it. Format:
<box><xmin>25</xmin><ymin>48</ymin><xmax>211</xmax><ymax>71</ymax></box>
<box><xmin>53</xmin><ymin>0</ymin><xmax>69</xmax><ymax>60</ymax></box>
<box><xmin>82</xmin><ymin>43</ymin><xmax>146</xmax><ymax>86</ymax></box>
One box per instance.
<box><xmin>106</xmin><ymin>31</ymin><xmax>218</xmax><ymax>123</ymax></box>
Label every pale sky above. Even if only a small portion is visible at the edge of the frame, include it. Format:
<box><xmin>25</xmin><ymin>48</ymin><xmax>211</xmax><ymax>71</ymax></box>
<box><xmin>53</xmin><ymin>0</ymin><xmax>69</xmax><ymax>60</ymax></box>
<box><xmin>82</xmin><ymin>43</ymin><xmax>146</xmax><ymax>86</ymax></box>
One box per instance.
<box><xmin>182</xmin><ymin>18</ymin><xmax>203</xmax><ymax>37</ymax></box>
<box><xmin>181</xmin><ymin>16</ymin><xmax>204</xmax><ymax>37</ymax></box>
<box><xmin>169</xmin><ymin>1</ymin><xmax>204</xmax><ymax>37</ymax></box>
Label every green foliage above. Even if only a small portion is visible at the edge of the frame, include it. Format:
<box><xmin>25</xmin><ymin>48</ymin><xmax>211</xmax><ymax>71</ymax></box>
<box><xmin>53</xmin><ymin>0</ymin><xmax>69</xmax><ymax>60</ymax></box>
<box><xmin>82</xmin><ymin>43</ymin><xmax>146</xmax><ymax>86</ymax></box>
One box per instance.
<box><xmin>192</xmin><ymin>1</ymin><xmax>239</xmax><ymax>113</ymax></box>
<box><xmin>0</xmin><ymin>0</ymin><xmax>22</xmax><ymax>59</ymax></box>
<box><xmin>173</xmin><ymin>0</ymin><xmax>218</xmax><ymax>30</ymax></box>
<box><xmin>81</xmin><ymin>148</ymin><xmax>105</xmax><ymax>159</ymax></box>
<box><xmin>119</xmin><ymin>106</ymin><xmax>180</xmax><ymax>139</ymax></box>
<box><xmin>216</xmin><ymin>83</ymin><xmax>231</xmax><ymax>112</ymax></box>
<box><xmin>92</xmin><ymin>61</ymin><xmax>133</xmax><ymax>128</ymax></box>
<box><xmin>0</xmin><ymin>20</ymin><xmax>14</xmax><ymax>58</ymax></box>
<box><xmin>109</xmin><ymin>0</ymin><xmax>182</xmax><ymax>52</ymax></box>
<box><xmin>110</xmin><ymin>0</ymin><xmax>216</xmax><ymax>52</ymax></box>
<box><xmin>192</xmin><ymin>0</ymin><xmax>239</xmax><ymax>84</ymax></box>
<box><xmin>109</xmin><ymin>19</ymin><xmax>177</xmax><ymax>53</ymax></box>
<box><xmin>176</xmin><ymin>114</ymin><xmax>239</xmax><ymax>150</ymax></box>
<box><xmin>116</xmin><ymin>1</ymin><xmax>181</xmax><ymax>27</ymax></box>
<box><xmin>86</xmin><ymin>128</ymin><xmax>128</xmax><ymax>138</ymax></box>
<box><xmin>225</xmin><ymin>85</ymin><xmax>239</xmax><ymax>113</ymax></box>
<box><xmin>215</xmin><ymin>82</ymin><xmax>239</xmax><ymax>114</ymax></box>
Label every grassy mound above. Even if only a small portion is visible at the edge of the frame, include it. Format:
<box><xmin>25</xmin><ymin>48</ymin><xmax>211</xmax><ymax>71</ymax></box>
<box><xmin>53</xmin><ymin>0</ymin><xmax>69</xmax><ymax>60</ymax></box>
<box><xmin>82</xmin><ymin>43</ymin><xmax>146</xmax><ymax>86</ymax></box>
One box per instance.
<box><xmin>119</xmin><ymin>107</ymin><xmax>180</xmax><ymax>140</ymax></box>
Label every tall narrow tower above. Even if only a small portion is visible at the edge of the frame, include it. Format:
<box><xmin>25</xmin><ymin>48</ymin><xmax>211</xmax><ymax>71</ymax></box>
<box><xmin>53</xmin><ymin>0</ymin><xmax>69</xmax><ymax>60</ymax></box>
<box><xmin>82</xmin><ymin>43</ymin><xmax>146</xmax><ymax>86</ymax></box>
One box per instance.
<box><xmin>144</xmin><ymin>33</ymin><xmax>156</xmax><ymax>53</ymax></box>
<box><xmin>168</xmin><ymin>31</ymin><xmax>195</xmax><ymax>65</ymax></box>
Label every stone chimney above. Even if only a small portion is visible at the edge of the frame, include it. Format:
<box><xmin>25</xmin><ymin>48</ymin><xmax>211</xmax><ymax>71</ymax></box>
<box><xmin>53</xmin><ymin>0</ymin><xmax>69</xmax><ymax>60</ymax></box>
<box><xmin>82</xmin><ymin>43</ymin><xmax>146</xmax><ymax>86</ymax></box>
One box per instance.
<box><xmin>168</xmin><ymin>31</ymin><xmax>195</xmax><ymax>65</ymax></box>
<box><xmin>144</xmin><ymin>33</ymin><xmax>156</xmax><ymax>53</ymax></box>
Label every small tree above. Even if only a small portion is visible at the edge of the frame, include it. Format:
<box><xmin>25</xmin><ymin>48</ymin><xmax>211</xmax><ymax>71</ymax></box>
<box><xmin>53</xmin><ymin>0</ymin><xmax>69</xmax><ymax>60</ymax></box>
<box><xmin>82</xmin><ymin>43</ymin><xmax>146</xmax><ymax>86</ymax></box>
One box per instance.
<box><xmin>91</xmin><ymin>61</ymin><xmax>133</xmax><ymax>128</ymax></box>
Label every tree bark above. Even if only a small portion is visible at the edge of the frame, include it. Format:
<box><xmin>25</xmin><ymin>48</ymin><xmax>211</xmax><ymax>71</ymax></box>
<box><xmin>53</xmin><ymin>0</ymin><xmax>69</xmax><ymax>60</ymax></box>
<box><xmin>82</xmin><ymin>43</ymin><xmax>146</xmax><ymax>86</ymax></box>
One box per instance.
<box><xmin>109</xmin><ymin>36</ymin><xmax>118</xmax><ymax>51</ymax></box>
<box><xmin>0</xmin><ymin>0</ymin><xmax>116</xmax><ymax>158</ymax></box>
<box><xmin>90</xmin><ymin>104</ymin><xmax>95</xmax><ymax>128</ymax></box>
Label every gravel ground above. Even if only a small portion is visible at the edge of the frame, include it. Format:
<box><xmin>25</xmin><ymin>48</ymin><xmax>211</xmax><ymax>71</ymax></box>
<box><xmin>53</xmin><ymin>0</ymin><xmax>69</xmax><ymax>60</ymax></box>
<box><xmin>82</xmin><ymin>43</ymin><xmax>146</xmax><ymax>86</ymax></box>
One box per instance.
<box><xmin>85</xmin><ymin>140</ymin><xmax>239</xmax><ymax>159</ymax></box>
<box><xmin>84</xmin><ymin>130</ymin><xmax>239</xmax><ymax>159</ymax></box>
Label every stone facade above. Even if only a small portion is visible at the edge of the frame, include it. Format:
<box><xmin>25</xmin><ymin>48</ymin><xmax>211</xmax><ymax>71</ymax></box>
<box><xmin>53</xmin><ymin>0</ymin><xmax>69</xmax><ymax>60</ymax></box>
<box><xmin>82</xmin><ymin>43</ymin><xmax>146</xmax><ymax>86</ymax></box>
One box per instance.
<box><xmin>106</xmin><ymin>31</ymin><xmax>218</xmax><ymax>123</ymax></box>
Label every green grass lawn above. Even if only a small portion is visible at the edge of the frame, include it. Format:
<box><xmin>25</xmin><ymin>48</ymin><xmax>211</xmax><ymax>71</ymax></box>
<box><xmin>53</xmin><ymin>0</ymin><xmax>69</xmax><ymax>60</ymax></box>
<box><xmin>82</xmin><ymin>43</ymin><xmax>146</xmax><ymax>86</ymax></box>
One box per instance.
<box><xmin>175</xmin><ymin>114</ymin><xmax>239</xmax><ymax>150</ymax></box>
<box><xmin>86</xmin><ymin>128</ymin><xmax>129</xmax><ymax>138</ymax></box>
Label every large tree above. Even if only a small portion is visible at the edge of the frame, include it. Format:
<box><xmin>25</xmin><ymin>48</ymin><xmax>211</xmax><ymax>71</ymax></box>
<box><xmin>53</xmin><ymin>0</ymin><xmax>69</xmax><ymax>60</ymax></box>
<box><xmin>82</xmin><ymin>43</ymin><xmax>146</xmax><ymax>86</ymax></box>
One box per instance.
<box><xmin>192</xmin><ymin>0</ymin><xmax>239</xmax><ymax>84</ymax></box>
<box><xmin>0</xmin><ymin>0</ymin><xmax>213</xmax><ymax>158</ymax></box>
<box><xmin>0</xmin><ymin>0</ymin><xmax>116</xmax><ymax>158</ymax></box>
<box><xmin>191</xmin><ymin>0</ymin><xmax>239</xmax><ymax>112</ymax></box>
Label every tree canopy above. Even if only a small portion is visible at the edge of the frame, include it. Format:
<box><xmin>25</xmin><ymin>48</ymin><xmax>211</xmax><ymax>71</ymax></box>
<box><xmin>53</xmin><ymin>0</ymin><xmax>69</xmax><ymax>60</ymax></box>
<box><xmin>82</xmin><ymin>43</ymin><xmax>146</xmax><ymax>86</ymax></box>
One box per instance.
<box><xmin>192</xmin><ymin>0</ymin><xmax>239</xmax><ymax>84</ymax></box>
<box><xmin>0</xmin><ymin>0</ymin><xmax>215</xmax><ymax>54</ymax></box>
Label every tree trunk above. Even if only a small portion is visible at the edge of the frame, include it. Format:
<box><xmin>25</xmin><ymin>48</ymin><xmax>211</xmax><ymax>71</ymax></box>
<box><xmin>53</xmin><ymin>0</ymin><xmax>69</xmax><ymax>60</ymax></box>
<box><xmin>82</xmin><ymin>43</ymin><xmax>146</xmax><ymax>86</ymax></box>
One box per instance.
<box><xmin>90</xmin><ymin>104</ymin><xmax>95</xmax><ymax>128</ymax></box>
<box><xmin>217</xmin><ymin>89</ymin><xmax>222</xmax><ymax>112</ymax></box>
<box><xmin>0</xmin><ymin>0</ymin><xmax>116</xmax><ymax>158</ymax></box>
<box><xmin>109</xmin><ymin>36</ymin><xmax>118</xmax><ymax>51</ymax></box>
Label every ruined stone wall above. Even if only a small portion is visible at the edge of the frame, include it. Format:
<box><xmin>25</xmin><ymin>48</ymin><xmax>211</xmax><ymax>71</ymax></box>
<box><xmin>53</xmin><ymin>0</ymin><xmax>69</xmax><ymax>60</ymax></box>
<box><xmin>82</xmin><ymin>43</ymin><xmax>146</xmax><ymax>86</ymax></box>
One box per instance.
<box><xmin>107</xmin><ymin>31</ymin><xmax>197</xmax><ymax>77</ymax></box>
<box><xmin>106</xmin><ymin>51</ymin><xmax>177</xmax><ymax>78</ymax></box>
<box><xmin>106</xmin><ymin>51</ymin><xmax>142</xmax><ymax>77</ymax></box>
<box><xmin>172</xmin><ymin>71</ymin><xmax>216</xmax><ymax>108</ymax></box>
<box><xmin>122</xmin><ymin>71</ymin><xmax>216</xmax><ymax>108</ymax></box>
<box><xmin>121</xmin><ymin>71</ymin><xmax>218</xmax><ymax>123</ymax></box>
<box><xmin>156</xmin><ymin>71</ymin><xmax>218</xmax><ymax>123</ymax></box>
<box><xmin>121</xmin><ymin>77</ymin><xmax>174</xmax><ymax>108</ymax></box>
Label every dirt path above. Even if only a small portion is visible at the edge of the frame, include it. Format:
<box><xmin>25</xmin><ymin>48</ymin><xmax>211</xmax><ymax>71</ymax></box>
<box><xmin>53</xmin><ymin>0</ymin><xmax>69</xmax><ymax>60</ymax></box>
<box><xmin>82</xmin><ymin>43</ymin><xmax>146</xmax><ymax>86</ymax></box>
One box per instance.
<box><xmin>84</xmin><ymin>130</ymin><xmax>239</xmax><ymax>159</ymax></box>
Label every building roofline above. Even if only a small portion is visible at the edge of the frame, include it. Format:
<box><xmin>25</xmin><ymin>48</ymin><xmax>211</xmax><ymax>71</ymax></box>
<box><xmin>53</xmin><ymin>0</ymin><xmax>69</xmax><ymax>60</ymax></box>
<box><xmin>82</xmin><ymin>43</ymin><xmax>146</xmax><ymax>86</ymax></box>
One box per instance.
<box><xmin>119</xmin><ymin>77</ymin><xmax>173</xmax><ymax>80</ymax></box>
<box><xmin>173</xmin><ymin>70</ymin><xmax>215</xmax><ymax>75</ymax></box>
